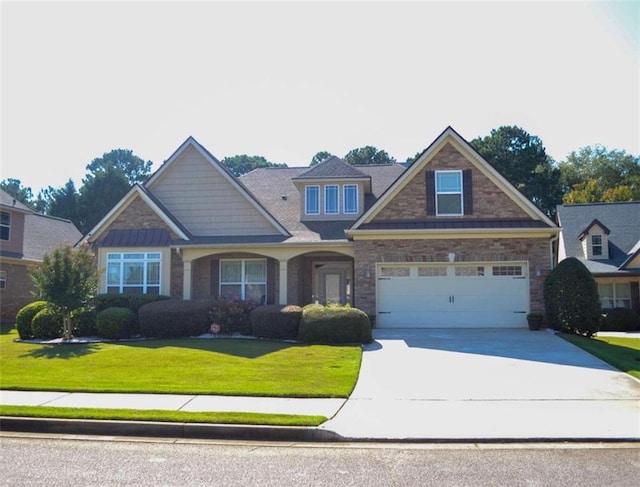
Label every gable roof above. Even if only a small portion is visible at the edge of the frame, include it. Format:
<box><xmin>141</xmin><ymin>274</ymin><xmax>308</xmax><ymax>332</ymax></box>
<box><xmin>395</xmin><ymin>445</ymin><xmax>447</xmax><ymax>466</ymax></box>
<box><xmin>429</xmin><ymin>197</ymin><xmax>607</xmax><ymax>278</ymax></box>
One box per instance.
<box><xmin>22</xmin><ymin>214</ymin><xmax>82</xmax><ymax>261</ymax></box>
<box><xmin>578</xmin><ymin>218</ymin><xmax>611</xmax><ymax>239</ymax></box>
<box><xmin>349</xmin><ymin>126</ymin><xmax>557</xmax><ymax>233</ymax></box>
<box><xmin>146</xmin><ymin>136</ymin><xmax>289</xmax><ymax>237</ymax></box>
<box><xmin>0</xmin><ymin>189</ymin><xmax>32</xmax><ymax>213</ymax></box>
<box><xmin>556</xmin><ymin>201</ymin><xmax>640</xmax><ymax>274</ymax></box>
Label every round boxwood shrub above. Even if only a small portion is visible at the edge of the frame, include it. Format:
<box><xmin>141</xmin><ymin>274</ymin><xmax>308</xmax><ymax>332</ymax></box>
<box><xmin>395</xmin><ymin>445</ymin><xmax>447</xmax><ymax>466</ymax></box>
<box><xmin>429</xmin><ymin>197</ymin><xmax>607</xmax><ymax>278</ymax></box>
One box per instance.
<box><xmin>603</xmin><ymin>308</ymin><xmax>640</xmax><ymax>332</ymax></box>
<box><xmin>71</xmin><ymin>308</ymin><xmax>98</xmax><ymax>337</ymax></box>
<box><xmin>96</xmin><ymin>307</ymin><xmax>136</xmax><ymax>339</ymax></box>
<box><xmin>139</xmin><ymin>299</ymin><xmax>212</xmax><ymax>338</ymax></box>
<box><xmin>543</xmin><ymin>257</ymin><xmax>601</xmax><ymax>337</ymax></box>
<box><xmin>298</xmin><ymin>304</ymin><xmax>372</xmax><ymax>344</ymax></box>
<box><xmin>31</xmin><ymin>307</ymin><xmax>63</xmax><ymax>340</ymax></box>
<box><xmin>250</xmin><ymin>304</ymin><xmax>303</xmax><ymax>340</ymax></box>
<box><xmin>15</xmin><ymin>301</ymin><xmax>49</xmax><ymax>339</ymax></box>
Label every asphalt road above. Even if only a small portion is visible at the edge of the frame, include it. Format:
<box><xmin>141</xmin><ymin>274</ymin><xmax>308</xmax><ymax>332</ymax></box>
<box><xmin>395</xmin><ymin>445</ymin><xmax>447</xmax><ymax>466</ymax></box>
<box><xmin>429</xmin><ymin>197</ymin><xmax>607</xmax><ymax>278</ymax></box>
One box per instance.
<box><xmin>1</xmin><ymin>435</ymin><xmax>638</xmax><ymax>486</ymax></box>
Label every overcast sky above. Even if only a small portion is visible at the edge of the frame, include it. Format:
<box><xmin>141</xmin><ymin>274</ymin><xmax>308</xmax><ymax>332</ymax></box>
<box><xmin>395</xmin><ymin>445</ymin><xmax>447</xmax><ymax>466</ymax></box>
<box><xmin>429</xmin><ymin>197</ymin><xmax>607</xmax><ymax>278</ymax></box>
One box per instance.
<box><xmin>2</xmin><ymin>0</ymin><xmax>638</xmax><ymax>195</ymax></box>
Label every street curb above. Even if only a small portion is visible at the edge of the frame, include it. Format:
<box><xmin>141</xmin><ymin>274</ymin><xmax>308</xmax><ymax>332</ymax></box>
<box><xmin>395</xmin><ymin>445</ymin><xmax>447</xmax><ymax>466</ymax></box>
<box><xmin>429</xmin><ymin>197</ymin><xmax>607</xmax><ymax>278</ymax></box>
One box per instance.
<box><xmin>0</xmin><ymin>416</ymin><xmax>342</xmax><ymax>442</ymax></box>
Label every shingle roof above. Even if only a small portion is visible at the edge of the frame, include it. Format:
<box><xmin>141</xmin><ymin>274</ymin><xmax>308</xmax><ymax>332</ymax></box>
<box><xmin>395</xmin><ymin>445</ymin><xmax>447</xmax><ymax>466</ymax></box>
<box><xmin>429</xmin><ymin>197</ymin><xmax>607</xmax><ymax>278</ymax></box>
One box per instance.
<box><xmin>293</xmin><ymin>156</ymin><xmax>370</xmax><ymax>179</ymax></box>
<box><xmin>0</xmin><ymin>189</ymin><xmax>32</xmax><ymax>212</ymax></box>
<box><xmin>23</xmin><ymin>213</ymin><xmax>82</xmax><ymax>261</ymax></box>
<box><xmin>557</xmin><ymin>202</ymin><xmax>640</xmax><ymax>275</ymax></box>
<box><xmin>240</xmin><ymin>164</ymin><xmax>406</xmax><ymax>242</ymax></box>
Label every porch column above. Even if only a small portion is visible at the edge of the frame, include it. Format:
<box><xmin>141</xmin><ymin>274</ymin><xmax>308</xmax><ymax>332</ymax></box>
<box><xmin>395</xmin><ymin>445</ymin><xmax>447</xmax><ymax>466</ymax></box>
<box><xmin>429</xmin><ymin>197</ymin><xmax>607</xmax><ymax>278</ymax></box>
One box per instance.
<box><xmin>278</xmin><ymin>259</ymin><xmax>288</xmax><ymax>305</ymax></box>
<box><xmin>182</xmin><ymin>259</ymin><xmax>192</xmax><ymax>300</ymax></box>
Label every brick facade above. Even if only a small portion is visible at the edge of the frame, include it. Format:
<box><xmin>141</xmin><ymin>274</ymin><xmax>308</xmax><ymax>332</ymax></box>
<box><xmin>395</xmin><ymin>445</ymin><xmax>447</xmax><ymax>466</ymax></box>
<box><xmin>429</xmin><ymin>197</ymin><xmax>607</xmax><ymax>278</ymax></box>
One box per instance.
<box><xmin>374</xmin><ymin>143</ymin><xmax>531</xmax><ymax>221</ymax></box>
<box><xmin>353</xmin><ymin>237</ymin><xmax>551</xmax><ymax>319</ymax></box>
<box><xmin>0</xmin><ymin>261</ymin><xmax>37</xmax><ymax>323</ymax></box>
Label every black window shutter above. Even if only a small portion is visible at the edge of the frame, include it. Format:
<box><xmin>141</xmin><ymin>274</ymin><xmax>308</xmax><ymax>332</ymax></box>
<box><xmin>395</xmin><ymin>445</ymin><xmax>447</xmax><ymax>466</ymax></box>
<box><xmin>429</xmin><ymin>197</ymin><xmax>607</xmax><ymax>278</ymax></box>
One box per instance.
<box><xmin>463</xmin><ymin>169</ymin><xmax>473</xmax><ymax>215</ymax></box>
<box><xmin>425</xmin><ymin>171</ymin><xmax>436</xmax><ymax>216</ymax></box>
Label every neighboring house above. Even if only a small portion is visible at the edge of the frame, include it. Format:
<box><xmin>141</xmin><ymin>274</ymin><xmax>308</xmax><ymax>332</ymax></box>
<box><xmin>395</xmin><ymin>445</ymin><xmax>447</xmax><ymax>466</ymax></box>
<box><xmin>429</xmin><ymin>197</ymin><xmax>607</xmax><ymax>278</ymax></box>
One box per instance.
<box><xmin>556</xmin><ymin>202</ymin><xmax>640</xmax><ymax>313</ymax></box>
<box><xmin>81</xmin><ymin>126</ymin><xmax>559</xmax><ymax>328</ymax></box>
<box><xmin>0</xmin><ymin>189</ymin><xmax>82</xmax><ymax>323</ymax></box>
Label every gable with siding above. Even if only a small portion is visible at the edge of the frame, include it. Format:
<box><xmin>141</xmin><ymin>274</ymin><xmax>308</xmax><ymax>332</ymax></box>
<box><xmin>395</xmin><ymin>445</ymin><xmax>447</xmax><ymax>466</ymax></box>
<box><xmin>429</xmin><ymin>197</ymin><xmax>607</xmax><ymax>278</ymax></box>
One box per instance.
<box><xmin>147</xmin><ymin>144</ymin><xmax>284</xmax><ymax>237</ymax></box>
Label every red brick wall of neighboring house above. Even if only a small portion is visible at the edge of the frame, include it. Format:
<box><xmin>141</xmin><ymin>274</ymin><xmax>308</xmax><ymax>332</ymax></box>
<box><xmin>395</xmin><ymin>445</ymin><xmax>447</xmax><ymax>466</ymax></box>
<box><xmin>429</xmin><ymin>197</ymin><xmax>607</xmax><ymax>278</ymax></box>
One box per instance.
<box><xmin>373</xmin><ymin>143</ymin><xmax>532</xmax><ymax>221</ymax></box>
<box><xmin>0</xmin><ymin>210</ymin><xmax>26</xmax><ymax>255</ymax></box>
<box><xmin>0</xmin><ymin>261</ymin><xmax>38</xmax><ymax>324</ymax></box>
<box><xmin>353</xmin><ymin>237</ymin><xmax>551</xmax><ymax>319</ymax></box>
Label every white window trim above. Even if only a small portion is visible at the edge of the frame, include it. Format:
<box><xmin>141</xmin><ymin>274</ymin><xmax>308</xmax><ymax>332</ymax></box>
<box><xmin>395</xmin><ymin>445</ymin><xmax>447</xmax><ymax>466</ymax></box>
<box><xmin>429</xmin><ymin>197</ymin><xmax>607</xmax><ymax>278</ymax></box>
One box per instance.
<box><xmin>324</xmin><ymin>185</ymin><xmax>339</xmax><ymax>215</ymax></box>
<box><xmin>599</xmin><ymin>282</ymin><xmax>632</xmax><ymax>309</ymax></box>
<box><xmin>435</xmin><ymin>170</ymin><xmax>463</xmax><ymax>217</ymax></box>
<box><xmin>305</xmin><ymin>185</ymin><xmax>320</xmax><ymax>215</ymax></box>
<box><xmin>0</xmin><ymin>211</ymin><xmax>10</xmax><ymax>241</ymax></box>
<box><xmin>591</xmin><ymin>234</ymin><xmax>603</xmax><ymax>257</ymax></box>
<box><xmin>0</xmin><ymin>270</ymin><xmax>6</xmax><ymax>289</ymax></box>
<box><xmin>343</xmin><ymin>184</ymin><xmax>359</xmax><ymax>214</ymax></box>
<box><xmin>106</xmin><ymin>252</ymin><xmax>161</xmax><ymax>295</ymax></box>
<box><xmin>219</xmin><ymin>258</ymin><xmax>267</xmax><ymax>302</ymax></box>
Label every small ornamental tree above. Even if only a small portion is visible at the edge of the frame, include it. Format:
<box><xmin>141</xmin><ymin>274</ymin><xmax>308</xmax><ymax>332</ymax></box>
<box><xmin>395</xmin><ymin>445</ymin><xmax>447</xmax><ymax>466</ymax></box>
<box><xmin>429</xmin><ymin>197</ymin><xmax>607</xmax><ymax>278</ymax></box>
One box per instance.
<box><xmin>543</xmin><ymin>257</ymin><xmax>601</xmax><ymax>337</ymax></box>
<box><xmin>30</xmin><ymin>244</ymin><xmax>98</xmax><ymax>340</ymax></box>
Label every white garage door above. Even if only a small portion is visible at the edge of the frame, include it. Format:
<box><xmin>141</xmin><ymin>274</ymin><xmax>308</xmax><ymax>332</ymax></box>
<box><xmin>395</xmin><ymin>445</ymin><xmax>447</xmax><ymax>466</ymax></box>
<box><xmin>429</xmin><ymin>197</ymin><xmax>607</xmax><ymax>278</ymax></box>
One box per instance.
<box><xmin>376</xmin><ymin>263</ymin><xmax>529</xmax><ymax>328</ymax></box>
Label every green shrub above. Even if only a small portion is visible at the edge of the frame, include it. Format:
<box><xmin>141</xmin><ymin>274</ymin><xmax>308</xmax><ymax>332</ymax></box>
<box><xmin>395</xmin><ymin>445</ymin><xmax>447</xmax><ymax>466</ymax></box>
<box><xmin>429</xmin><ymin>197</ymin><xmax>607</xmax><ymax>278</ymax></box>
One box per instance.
<box><xmin>94</xmin><ymin>293</ymin><xmax>170</xmax><ymax>313</ymax></box>
<box><xmin>250</xmin><ymin>304</ymin><xmax>303</xmax><ymax>340</ymax></box>
<box><xmin>139</xmin><ymin>299</ymin><xmax>212</xmax><ymax>338</ymax></box>
<box><xmin>543</xmin><ymin>257</ymin><xmax>601</xmax><ymax>337</ymax></box>
<box><xmin>96</xmin><ymin>307</ymin><xmax>135</xmax><ymax>339</ymax></box>
<box><xmin>31</xmin><ymin>307</ymin><xmax>63</xmax><ymax>340</ymax></box>
<box><xmin>298</xmin><ymin>303</ymin><xmax>372</xmax><ymax>344</ymax></box>
<box><xmin>603</xmin><ymin>308</ymin><xmax>640</xmax><ymax>332</ymax></box>
<box><xmin>210</xmin><ymin>296</ymin><xmax>257</xmax><ymax>335</ymax></box>
<box><xmin>15</xmin><ymin>301</ymin><xmax>49</xmax><ymax>339</ymax></box>
<box><xmin>71</xmin><ymin>308</ymin><xmax>98</xmax><ymax>336</ymax></box>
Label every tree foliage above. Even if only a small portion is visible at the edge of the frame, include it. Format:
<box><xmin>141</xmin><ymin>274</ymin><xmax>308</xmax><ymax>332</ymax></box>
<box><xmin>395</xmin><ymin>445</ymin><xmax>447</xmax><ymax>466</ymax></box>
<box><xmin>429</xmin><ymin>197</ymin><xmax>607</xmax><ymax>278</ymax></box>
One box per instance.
<box><xmin>78</xmin><ymin>167</ymin><xmax>131</xmax><ymax>233</ymax></box>
<box><xmin>310</xmin><ymin>151</ymin><xmax>333</xmax><ymax>166</ymax></box>
<box><xmin>543</xmin><ymin>257</ymin><xmax>601</xmax><ymax>337</ymax></box>
<box><xmin>559</xmin><ymin>145</ymin><xmax>640</xmax><ymax>203</ymax></box>
<box><xmin>86</xmin><ymin>149</ymin><xmax>153</xmax><ymax>186</ymax></box>
<box><xmin>471</xmin><ymin>126</ymin><xmax>562</xmax><ymax>217</ymax></box>
<box><xmin>343</xmin><ymin>146</ymin><xmax>397</xmax><ymax>166</ymax></box>
<box><xmin>221</xmin><ymin>155</ymin><xmax>287</xmax><ymax>177</ymax></box>
<box><xmin>30</xmin><ymin>244</ymin><xmax>98</xmax><ymax>340</ymax></box>
<box><xmin>0</xmin><ymin>178</ymin><xmax>34</xmax><ymax>207</ymax></box>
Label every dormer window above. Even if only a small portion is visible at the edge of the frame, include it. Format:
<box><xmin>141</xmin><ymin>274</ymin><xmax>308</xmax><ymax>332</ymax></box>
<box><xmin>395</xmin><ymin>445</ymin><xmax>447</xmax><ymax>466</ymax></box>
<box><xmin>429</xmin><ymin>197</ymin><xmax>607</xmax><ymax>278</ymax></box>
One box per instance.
<box><xmin>591</xmin><ymin>235</ymin><xmax>603</xmax><ymax>256</ymax></box>
<box><xmin>436</xmin><ymin>171</ymin><xmax>463</xmax><ymax>216</ymax></box>
<box><xmin>305</xmin><ymin>186</ymin><xmax>320</xmax><ymax>215</ymax></box>
<box><xmin>344</xmin><ymin>185</ymin><xmax>359</xmax><ymax>214</ymax></box>
<box><xmin>325</xmin><ymin>185</ymin><xmax>339</xmax><ymax>214</ymax></box>
<box><xmin>0</xmin><ymin>211</ymin><xmax>10</xmax><ymax>241</ymax></box>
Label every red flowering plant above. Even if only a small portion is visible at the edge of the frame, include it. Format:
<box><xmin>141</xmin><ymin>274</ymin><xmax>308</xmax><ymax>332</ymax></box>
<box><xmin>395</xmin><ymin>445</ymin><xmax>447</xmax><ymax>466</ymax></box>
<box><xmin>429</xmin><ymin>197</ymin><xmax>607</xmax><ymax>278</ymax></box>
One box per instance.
<box><xmin>209</xmin><ymin>295</ymin><xmax>257</xmax><ymax>335</ymax></box>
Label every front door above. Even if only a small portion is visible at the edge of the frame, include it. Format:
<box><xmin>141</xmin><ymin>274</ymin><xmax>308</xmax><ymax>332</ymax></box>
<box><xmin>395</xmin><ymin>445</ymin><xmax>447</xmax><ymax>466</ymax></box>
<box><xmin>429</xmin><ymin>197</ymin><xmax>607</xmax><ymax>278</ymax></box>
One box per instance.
<box><xmin>314</xmin><ymin>262</ymin><xmax>352</xmax><ymax>305</ymax></box>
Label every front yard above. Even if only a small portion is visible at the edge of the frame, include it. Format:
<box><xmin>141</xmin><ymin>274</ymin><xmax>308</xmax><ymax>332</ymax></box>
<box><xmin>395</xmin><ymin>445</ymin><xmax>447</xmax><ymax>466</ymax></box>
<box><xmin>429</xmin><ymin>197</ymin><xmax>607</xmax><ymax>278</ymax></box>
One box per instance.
<box><xmin>0</xmin><ymin>325</ymin><xmax>362</xmax><ymax>397</ymax></box>
<box><xmin>561</xmin><ymin>334</ymin><xmax>640</xmax><ymax>380</ymax></box>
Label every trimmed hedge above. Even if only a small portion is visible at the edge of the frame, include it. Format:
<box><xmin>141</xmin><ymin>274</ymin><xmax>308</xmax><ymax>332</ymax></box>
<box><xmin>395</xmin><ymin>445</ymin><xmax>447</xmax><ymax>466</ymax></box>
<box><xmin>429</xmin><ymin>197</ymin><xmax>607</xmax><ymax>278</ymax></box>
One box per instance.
<box><xmin>139</xmin><ymin>299</ymin><xmax>212</xmax><ymax>338</ymax></box>
<box><xmin>602</xmin><ymin>308</ymin><xmax>640</xmax><ymax>332</ymax></box>
<box><xmin>543</xmin><ymin>257</ymin><xmax>601</xmax><ymax>337</ymax></box>
<box><xmin>298</xmin><ymin>303</ymin><xmax>372</xmax><ymax>344</ymax></box>
<box><xmin>94</xmin><ymin>293</ymin><xmax>170</xmax><ymax>313</ymax></box>
<box><xmin>250</xmin><ymin>304</ymin><xmax>303</xmax><ymax>340</ymax></box>
<box><xmin>96</xmin><ymin>307</ymin><xmax>136</xmax><ymax>339</ymax></box>
<box><xmin>15</xmin><ymin>301</ymin><xmax>49</xmax><ymax>339</ymax></box>
<box><xmin>71</xmin><ymin>308</ymin><xmax>98</xmax><ymax>337</ymax></box>
<box><xmin>31</xmin><ymin>307</ymin><xmax>63</xmax><ymax>340</ymax></box>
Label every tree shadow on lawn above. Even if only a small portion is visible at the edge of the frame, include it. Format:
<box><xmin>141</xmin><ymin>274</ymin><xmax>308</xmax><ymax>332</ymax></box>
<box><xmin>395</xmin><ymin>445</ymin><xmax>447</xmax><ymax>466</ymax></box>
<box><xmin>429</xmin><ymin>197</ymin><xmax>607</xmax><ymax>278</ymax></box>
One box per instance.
<box><xmin>19</xmin><ymin>342</ymin><xmax>101</xmax><ymax>359</ymax></box>
<box><xmin>119</xmin><ymin>337</ymin><xmax>299</xmax><ymax>359</ymax></box>
<box><xmin>1</xmin><ymin>324</ymin><xmax>15</xmax><ymax>335</ymax></box>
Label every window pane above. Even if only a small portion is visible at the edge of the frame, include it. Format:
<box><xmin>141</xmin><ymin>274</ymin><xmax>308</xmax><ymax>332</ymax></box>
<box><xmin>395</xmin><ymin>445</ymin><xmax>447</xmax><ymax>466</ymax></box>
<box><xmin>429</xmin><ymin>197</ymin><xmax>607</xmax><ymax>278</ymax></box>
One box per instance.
<box><xmin>0</xmin><ymin>212</ymin><xmax>10</xmax><ymax>225</ymax></box>
<box><xmin>305</xmin><ymin>186</ymin><xmax>319</xmax><ymax>214</ymax></box>
<box><xmin>220</xmin><ymin>284</ymin><xmax>242</xmax><ymax>300</ymax></box>
<box><xmin>146</xmin><ymin>286</ymin><xmax>160</xmax><ymax>295</ymax></box>
<box><xmin>122</xmin><ymin>286</ymin><xmax>144</xmax><ymax>295</ymax></box>
<box><xmin>221</xmin><ymin>261</ymin><xmax>242</xmax><ymax>283</ymax></box>
<box><xmin>107</xmin><ymin>263</ymin><xmax>121</xmax><ymax>285</ymax></box>
<box><xmin>124</xmin><ymin>253</ymin><xmax>145</xmax><ymax>260</ymax></box>
<box><xmin>436</xmin><ymin>172</ymin><xmax>461</xmax><ymax>192</ymax></box>
<box><xmin>245</xmin><ymin>260</ymin><xmax>266</xmax><ymax>282</ymax></box>
<box><xmin>245</xmin><ymin>284</ymin><xmax>266</xmax><ymax>304</ymax></box>
<box><xmin>107</xmin><ymin>287</ymin><xmax>120</xmax><ymax>294</ymax></box>
<box><xmin>1</xmin><ymin>226</ymin><xmax>9</xmax><ymax>240</ymax></box>
<box><xmin>598</xmin><ymin>283</ymin><xmax>613</xmax><ymax>298</ymax></box>
<box><xmin>107</xmin><ymin>253</ymin><xmax>121</xmax><ymax>260</ymax></box>
<box><xmin>123</xmin><ymin>262</ymin><xmax>144</xmax><ymax>285</ymax></box>
<box><xmin>325</xmin><ymin>185</ymin><xmax>338</xmax><ymax>214</ymax></box>
<box><xmin>437</xmin><ymin>194</ymin><xmax>462</xmax><ymax>215</ymax></box>
<box><xmin>344</xmin><ymin>185</ymin><xmax>358</xmax><ymax>214</ymax></box>
<box><xmin>147</xmin><ymin>262</ymin><xmax>160</xmax><ymax>285</ymax></box>
<box><xmin>615</xmin><ymin>282</ymin><xmax>631</xmax><ymax>299</ymax></box>
<box><xmin>147</xmin><ymin>253</ymin><xmax>161</xmax><ymax>260</ymax></box>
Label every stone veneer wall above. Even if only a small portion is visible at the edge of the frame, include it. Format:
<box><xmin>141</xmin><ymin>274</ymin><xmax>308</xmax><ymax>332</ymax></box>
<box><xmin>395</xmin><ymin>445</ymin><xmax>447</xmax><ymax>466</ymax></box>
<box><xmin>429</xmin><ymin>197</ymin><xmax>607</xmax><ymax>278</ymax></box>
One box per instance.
<box><xmin>374</xmin><ymin>143</ymin><xmax>531</xmax><ymax>221</ymax></box>
<box><xmin>353</xmin><ymin>237</ymin><xmax>551</xmax><ymax>319</ymax></box>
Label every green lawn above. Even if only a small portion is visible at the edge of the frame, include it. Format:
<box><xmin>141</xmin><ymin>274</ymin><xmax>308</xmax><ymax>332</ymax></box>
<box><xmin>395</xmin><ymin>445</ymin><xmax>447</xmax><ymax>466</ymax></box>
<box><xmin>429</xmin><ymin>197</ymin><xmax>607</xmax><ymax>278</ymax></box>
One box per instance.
<box><xmin>0</xmin><ymin>325</ymin><xmax>361</xmax><ymax>397</ymax></box>
<box><xmin>561</xmin><ymin>334</ymin><xmax>640</xmax><ymax>380</ymax></box>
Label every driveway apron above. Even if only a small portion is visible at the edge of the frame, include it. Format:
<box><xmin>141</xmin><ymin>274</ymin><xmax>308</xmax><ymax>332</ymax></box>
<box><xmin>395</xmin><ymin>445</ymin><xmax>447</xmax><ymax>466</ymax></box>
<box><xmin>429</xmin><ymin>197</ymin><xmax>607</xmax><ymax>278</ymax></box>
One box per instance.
<box><xmin>321</xmin><ymin>329</ymin><xmax>640</xmax><ymax>440</ymax></box>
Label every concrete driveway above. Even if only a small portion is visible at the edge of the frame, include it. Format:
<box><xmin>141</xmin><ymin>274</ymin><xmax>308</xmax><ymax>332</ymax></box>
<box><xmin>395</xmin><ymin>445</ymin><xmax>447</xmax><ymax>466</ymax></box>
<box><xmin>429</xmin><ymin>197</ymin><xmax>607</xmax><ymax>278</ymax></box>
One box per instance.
<box><xmin>321</xmin><ymin>329</ymin><xmax>640</xmax><ymax>440</ymax></box>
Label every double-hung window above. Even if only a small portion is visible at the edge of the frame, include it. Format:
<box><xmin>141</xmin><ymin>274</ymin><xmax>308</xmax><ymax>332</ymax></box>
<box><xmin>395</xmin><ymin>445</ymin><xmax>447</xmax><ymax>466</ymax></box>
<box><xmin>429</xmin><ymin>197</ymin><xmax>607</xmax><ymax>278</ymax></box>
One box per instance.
<box><xmin>343</xmin><ymin>184</ymin><xmax>358</xmax><ymax>214</ymax></box>
<box><xmin>435</xmin><ymin>171</ymin><xmax>463</xmax><ymax>216</ymax></box>
<box><xmin>107</xmin><ymin>252</ymin><xmax>161</xmax><ymax>295</ymax></box>
<box><xmin>0</xmin><ymin>270</ymin><xmax>6</xmax><ymax>289</ymax></box>
<box><xmin>220</xmin><ymin>259</ymin><xmax>267</xmax><ymax>304</ymax></box>
<box><xmin>325</xmin><ymin>185</ymin><xmax>339</xmax><ymax>215</ymax></box>
<box><xmin>591</xmin><ymin>235</ymin><xmax>603</xmax><ymax>257</ymax></box>
<box><xmin>0</xmin><ymin>212</ymin><xmax>10</xmax><ymax>241</ymax></box>
<box><xmin>305</xmin><ymin>186</ymin><xmax>320</xmax><ymax>215</ymax></box>
<box><xmin>598</xmin><ymin>282</ymin><xmax>632</xmax><ymax>309</ymax></box>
